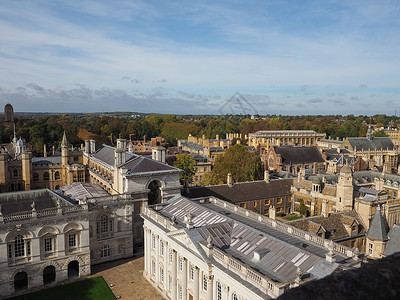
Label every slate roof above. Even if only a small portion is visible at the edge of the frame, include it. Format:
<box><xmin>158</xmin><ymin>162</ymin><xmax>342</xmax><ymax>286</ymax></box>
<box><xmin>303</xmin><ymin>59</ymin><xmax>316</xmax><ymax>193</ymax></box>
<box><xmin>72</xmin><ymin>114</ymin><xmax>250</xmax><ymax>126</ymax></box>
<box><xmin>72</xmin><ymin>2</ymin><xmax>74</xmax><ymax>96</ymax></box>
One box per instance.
<box><xmin>183</xmin><ymin>179</ymin><xmax>293</xmax><ymax>203</ymax></box>
<box><xmin>366</xmin><ymin>206</ymin><xmax>388</xmax><ymax>241</ymax></box>
<box><xmin>273</xmin><ymin>146</ymin><xmax>324</xmax><ymax>165</ymax></box>
<box><xmin>61</xmin><ymin>182</ymin><xmax>109</xmax><ymax>199</ymax></box>
<box><xmin>384</xmin><ymin>224</ymin><xmax>400</xmax><ymax>256</ymax></box>
<box><xmin>91</xmin><ymin>144</ymin><xmax>137</xmax><ymax>167</ymax></box>
<box><xmin>124</xmin><ymin>156</ymin><xmax>178</xmax><ymax>175</ymax></box>
<box><xmin>0</xmin><ymin>189</ymin><xmax>73</xmax><ymax>215</ymax></box>
<box><xmin>347</xmin><ymin>137</ymin><xmax>395</xmax><ymax>151</ymax></box>
<box><xmin>32</xmin><ymin>156</ymin><xmax>62</xmax><ymax>165</ymax></box>
<box><xmin>158</xmin><ymin>195</ymin><xmax>342</xmax><ymax>283</ymax></box>
<box><xmin>287</xmin><ymin>211</ymin><xmax>365</xmax><ymax>240</ymax></box>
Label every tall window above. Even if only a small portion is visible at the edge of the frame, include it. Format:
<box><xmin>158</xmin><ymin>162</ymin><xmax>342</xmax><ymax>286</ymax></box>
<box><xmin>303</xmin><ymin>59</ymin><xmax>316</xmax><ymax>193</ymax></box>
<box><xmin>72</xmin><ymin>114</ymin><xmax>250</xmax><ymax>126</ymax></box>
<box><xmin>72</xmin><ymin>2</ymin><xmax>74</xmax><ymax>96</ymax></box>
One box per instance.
<box><xmin>69</xmin><ymin>233</ymin><xmax>76</xmax><ymax>248</ymax></box>
<box><xmin>55</xmin><ymin>171</ymin><xmax>60</xmax><ymax>180</ymax></box>
<box><xmin>190</xmin><ymin>265</ymin><xmax>194</xmax><ymax>280</ymax></box>
<box><xmin>169</xmin><ymin>250</ymin><xmax>173</xmax><ymax>262</ymax></box>
<box><xmin>233</xmin><ymin>294</ymin><xmax>238</xmax><ymax>300</ymax></box>
<box><xmin>152</xmin><ymin>261</ymin><xmax>156</xmax><ymax>274</ymax></box>
<box><xmin>160</xmin><ymin>267</ymin><xmax>164</xmax><ymax>282</ymax></box>
<box><xmin>14</xmin><ymin>235</ymin><xmax>25</xmax><ymax>257</ymax></box>
<box><xmin>33</xmin><ymin>173</ymin><xmax>39</xmax><ymax>181</ymax></box>
<box><xmin>179</xmin><ymin>258</ymin><xmax>183</xmax><ymax>271</ymax></box>
<box><xmin>179</xmin><ymin>285</ymin><xmax>182</xmax><ymax>300</ymax></box>
<box><xmin>98</xmin><ymin>215</ymin><xmax>113</xmax><ymax>234</ymax></box>
<box><xmin>203</xmin><ymin>275</ymin><xmax>208</xmax><ymax>291</ymax></box>
<box><xmin>44</xmin><ymin>237</ymin><xmax>52</xmax><ymax>252</ymax></box>
<box><xmin>152</xmin><ymin>235</ymin><xmax>156</xmax><ymax>249</ymax></box>
<box><xmin>101</xmin><ymin>245</ymin><xmax>110</xmax><ymax>258</ymax></box>
<box><xmin>13</xmin><ymin>168</ymin><xmax>18</xmax><ymax>177</ymax></box>
<box><xmin>44</xmin><ymin>172</ymin><xmax>49</xmax><ymax>181</ymax></box>
<box><xmin>217</xmin><ymin>282</ymin><xmax>222</xmax><ymax>300</ymax></box>
<box><xmin>160</xmin><ymin>241</ymin><xmax>164</xmax><ymax>256</ymax></box>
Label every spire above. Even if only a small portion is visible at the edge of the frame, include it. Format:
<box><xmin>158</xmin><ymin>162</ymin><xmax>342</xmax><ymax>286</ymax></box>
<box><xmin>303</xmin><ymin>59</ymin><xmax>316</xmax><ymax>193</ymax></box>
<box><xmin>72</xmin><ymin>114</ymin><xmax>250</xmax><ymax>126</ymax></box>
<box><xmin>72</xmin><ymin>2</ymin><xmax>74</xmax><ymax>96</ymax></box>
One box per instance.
<box><xmin>366</xmin><ymin>205</ymin><xmax>388</xmax><ymax>241</ymax></box>
<box><xmin>61</xmin><ymin>131</ymin><xmax>68</xmax><ymax>148</ymax></box>
<box><xmin>366</xmin><ymin>125</ymin><xmax>372</xmax><ymax>140</ymax></box>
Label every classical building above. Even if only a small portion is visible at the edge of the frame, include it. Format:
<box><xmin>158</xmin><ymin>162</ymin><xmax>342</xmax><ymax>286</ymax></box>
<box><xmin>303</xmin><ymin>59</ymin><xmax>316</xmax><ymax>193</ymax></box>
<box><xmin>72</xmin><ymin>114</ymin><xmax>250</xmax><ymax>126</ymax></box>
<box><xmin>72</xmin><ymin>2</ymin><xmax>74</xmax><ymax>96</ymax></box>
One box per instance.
<box><xmin>0</xmin><ymin>189</ymin><xmax>91</xmax><ymax>298</ymax></box>
<box><xmin>0</xmin><ymin>182</ymin><xmax>136</xmax><ymax>298</ymax></box>
<box><xmin>248</xmin><ymin>130</ymin><xmax>325</xmax><ymax>150</ymax></box>
<box><xmin>341</xmin><ymin>126</ymin><xmax>399</xmax><ymax>172</ymax></box>
<box><xmin>381</xmin><ymin>127</ymin><xmax>400</xmax><ymax>147</ymax></box>
<box><xmin>263</xmin><ymin>146</ymin><xmax>325</xmax><ymax>175</ymax></box>
<box><xmin>141</xmin><ymin>194</ymin><xmax>360</xmax><ymax>299</ymax></box>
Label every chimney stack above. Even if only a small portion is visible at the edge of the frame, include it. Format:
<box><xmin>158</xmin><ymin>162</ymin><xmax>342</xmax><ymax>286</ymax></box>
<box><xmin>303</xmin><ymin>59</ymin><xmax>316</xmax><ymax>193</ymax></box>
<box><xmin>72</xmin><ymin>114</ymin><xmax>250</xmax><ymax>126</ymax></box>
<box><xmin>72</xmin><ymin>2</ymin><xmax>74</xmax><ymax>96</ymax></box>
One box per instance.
<box><xmin>227</xmin><ymin>173</ymin><xmax>233</xmax><ymax>187</ymax></box>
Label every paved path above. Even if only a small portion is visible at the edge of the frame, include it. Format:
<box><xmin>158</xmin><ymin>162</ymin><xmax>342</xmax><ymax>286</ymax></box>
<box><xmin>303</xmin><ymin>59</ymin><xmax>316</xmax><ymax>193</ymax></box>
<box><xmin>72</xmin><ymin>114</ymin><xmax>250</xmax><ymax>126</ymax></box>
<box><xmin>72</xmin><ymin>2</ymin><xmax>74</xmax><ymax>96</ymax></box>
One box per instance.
<box><xmin>91</xmin><ymin>255</ymin><xmax>163</xmax><ymax>300</ymax></box>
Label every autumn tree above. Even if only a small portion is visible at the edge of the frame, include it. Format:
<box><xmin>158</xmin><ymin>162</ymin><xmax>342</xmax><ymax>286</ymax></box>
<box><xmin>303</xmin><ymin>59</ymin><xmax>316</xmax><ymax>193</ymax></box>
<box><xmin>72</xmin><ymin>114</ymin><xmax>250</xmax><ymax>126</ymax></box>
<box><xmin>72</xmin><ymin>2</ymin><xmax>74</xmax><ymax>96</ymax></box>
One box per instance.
<box><xmin>174</xmin><ymin>154</ymin><xmax>196</xmax><ymax>186</ymax></box>
<box><xmin>211</xmin><ymin>144</ymin><xmax>263</xmax><ymax>184</ymax></box>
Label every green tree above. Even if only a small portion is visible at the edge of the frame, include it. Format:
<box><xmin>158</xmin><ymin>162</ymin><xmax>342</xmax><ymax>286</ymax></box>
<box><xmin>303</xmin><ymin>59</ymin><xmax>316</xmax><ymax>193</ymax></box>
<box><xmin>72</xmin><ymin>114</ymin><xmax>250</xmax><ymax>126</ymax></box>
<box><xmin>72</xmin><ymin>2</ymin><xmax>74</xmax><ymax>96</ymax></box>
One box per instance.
<box><xmin>174</xmin><ymin>154</ymin><xmax>196</xmax><ymax>186</ymax></box>
<box><xmin>373</xmin><ymin>130</ymin><xmax>388</xmax><ymax>137</ymax></box>
<box><xmin>212</xmin><ymin>144</ymin><xmax>263</xmax><ymax>184</ymax></box>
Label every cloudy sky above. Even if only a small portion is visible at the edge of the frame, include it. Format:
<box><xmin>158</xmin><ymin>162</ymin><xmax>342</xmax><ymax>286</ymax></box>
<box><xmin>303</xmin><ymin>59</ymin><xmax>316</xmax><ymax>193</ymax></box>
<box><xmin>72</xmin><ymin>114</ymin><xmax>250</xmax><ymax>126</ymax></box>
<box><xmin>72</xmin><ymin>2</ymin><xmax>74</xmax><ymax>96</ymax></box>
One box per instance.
<box><xmin>1</xmin><ymin>0</ymin><xmax>400</xmax><ymax>115</ymax></box>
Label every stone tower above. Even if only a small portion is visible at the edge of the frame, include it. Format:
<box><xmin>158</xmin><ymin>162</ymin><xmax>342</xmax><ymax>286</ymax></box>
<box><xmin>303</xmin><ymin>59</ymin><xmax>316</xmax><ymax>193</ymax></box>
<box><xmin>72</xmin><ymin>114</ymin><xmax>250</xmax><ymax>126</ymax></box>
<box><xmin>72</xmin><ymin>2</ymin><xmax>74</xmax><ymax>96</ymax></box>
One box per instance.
<box><xmin>336</xmin><ymin>163</ymin><xmax>354</xmax><ymax>211</ymax></box>
<box><xmin>4</xmin><ymin>103</ymin><xmax>14</xmax><ymax>123</ymax></box>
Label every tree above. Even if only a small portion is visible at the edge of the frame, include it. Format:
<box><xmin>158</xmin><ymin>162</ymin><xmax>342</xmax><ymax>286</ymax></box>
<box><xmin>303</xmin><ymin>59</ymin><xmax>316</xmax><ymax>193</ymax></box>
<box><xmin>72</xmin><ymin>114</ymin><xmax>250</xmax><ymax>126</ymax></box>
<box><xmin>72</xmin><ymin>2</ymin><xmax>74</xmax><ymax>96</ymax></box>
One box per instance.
<box><xmin>174</xmin><ymin>154</ymin><xmax>196</xmax><ymax>186</ymax></box>
<box><xmin>211</xmin><ymin>144</ymin><xmax>263</xmax><ymax>184</ymax></box>
<box><xmin>373</xmin><ymin>130</ymin><xmax>388</xmax><ymax>137</ymax></box>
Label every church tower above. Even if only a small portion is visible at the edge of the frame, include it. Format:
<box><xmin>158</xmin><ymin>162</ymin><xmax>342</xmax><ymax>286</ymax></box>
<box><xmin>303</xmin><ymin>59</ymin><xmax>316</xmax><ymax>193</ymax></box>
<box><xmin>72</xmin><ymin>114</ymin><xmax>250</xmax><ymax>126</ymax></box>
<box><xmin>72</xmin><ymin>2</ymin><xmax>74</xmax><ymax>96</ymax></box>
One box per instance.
<box><xmin>336</xmin><ymin>163</ymin><xmax>354</xmax><ymax>211</ymax></box>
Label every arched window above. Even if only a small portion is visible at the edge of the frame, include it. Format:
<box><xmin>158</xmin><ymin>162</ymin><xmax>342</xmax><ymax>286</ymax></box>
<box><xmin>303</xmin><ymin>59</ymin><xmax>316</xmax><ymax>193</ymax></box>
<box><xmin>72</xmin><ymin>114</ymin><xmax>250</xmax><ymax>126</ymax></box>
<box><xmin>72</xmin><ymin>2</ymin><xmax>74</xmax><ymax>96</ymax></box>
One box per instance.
<box><xmin>54</xmin><ymin>171</ymin><xmax>60</xmax><ymax>180</ymax></box>
<box><xmin>33</xmin><ymin>173</ymin><xmax>39</xmax><ymax>181</ymax></box>
<box><xmin>13</xmin><ymin>168</ymin><xmax>18</xmax><ymax>177</ymax></box>
<box><xmin>232</xmin><ymin>293</ymin><xmax>238</xmax><ymax>300</ymax></box>
<box><xmin>100</xmin><ymin>245</ymin><xmax>110</xmax><ymax>258</ymax></box>
<box><xmin>44</xmin><ymin>172</ymin><xmax>49</xmax><ymax>181</ymax></box>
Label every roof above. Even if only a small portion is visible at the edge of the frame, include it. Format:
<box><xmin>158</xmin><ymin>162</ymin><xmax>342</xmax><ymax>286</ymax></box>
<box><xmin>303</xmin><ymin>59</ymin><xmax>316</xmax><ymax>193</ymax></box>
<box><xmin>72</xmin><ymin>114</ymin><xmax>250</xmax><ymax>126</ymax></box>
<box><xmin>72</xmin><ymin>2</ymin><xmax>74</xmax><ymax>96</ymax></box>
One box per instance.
<box><xmin>251</xmin><ymin>130</ymin><xmax>324</xmax><ymax>137</ymax></box>
<box><xmin>366</xmin><ymin>206</ymin><xmax>388</xmax><ymax>241</ymax></box>
<box><xmin>273</xmin><ymin>146</ymin><xmax>324</xmax><ymax>165</ymax></box>
<box><xmin>91</xmin><ymin>144</ymin><xmax>137</xmax><ymax>167</ymax></box>
<box><xmin>347</xmin><ymin>137</ymin><xmax>395</xmax><ymax>151</ymax></box>
<box><xmin>0</xmin><ymin>189</ymin><xmax>73</xmax><ymax>215</ymax></box>
<box><xmin>287</xmin><ymin>211</ymin><xmax>365</xmax><ymax>240</ymax></box>
<box><xmin>124</xmin><ymin>156</ymin><xmax>177</xmax><ymax>174</ymax></box>
<box><xmin>384</xmin><ymin>224</ymin><xmax>400</xmax><ymax>256</ymax></box>
<box><xmin>183</xmin><ymin>179</ymin><xmax>293</xmax><ymax>203</ymax></box>
<box><xmin>158</xmin><ymin>195</ymin><xmax>343</xmax><ymax>283</ymax></box>
<box><xmin>32</xmin><ymin>156</ymin><xmax>62</xmax><ymax>165</ymax></box>
<box><xmin>60</xmin><ymin>182</ymin><xmax>109</xmax><ymax>199</ymax></box>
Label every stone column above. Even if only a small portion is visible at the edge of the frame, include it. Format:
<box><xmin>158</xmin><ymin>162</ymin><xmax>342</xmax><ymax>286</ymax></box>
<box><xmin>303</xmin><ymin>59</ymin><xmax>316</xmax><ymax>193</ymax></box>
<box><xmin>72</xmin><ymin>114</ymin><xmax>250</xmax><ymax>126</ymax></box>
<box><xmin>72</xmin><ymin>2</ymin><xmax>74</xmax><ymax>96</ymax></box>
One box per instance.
<box><xmin>207</xmin><ymin>275</ymin><xmax>214</xmax><ymax>300</ymax></box>
<box><xmin>182</xmin><ymin>258</ymin><xmax>187</xmax><ymax>300</ymax></box>
<box><xmin>172</xmin><ymin>250</ymin><xmax>177</xmax><ymax>300</ymax></box>
<box><xmin>155</xmin><ymin>235</ymin><xmax>159</xmax><ymax>282</ymax></box>
<box><xmin>194</xmin><ymin>267</ymin><xmax>199</xmax><ymax>300</ymax></box>
<box><xmin>143</xmin><ymin>227</ymin><xmax>148</xmax><ymax>276</ymax></box>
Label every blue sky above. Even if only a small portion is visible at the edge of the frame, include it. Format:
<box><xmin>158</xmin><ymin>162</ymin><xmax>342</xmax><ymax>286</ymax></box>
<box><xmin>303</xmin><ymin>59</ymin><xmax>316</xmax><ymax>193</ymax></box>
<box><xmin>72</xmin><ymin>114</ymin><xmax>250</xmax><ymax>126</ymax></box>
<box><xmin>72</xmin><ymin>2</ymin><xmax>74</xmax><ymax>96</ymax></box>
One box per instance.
<box><xmin>0</xmin><ymin>0</ymin><xmax>400</xmax><ymax>115</ymax></box>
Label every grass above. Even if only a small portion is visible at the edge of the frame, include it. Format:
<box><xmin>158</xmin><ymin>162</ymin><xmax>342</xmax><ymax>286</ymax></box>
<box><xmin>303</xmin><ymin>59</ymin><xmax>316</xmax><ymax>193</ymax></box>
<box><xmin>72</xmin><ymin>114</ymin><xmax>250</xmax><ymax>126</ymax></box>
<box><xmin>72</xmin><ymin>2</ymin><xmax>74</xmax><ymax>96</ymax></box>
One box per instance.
<box><xmin>286</xmin><ymin>215</ymin><xmax>302</xmax><ymax>221</ymax></box>
<box><xmin>6</xmin><ymin>276</ymin><xmax>116</xmax><ymax>300</ymax></box>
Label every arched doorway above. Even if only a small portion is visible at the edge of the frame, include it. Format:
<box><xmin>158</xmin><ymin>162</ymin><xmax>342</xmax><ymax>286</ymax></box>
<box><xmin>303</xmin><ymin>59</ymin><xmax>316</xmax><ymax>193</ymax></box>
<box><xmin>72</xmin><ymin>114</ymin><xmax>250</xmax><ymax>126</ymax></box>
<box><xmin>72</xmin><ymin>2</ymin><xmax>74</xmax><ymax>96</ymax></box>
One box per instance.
<box><xmin>43</xmin><ymin>266</ymin><xmax>56</xmax><ymax>284</ymax></box>
<box><xmin>148</xmin><ymin>180</ymin><xmax>162</xmax><ymax>205</ymax></box>
<box><xmin>67</xmin><ymin>261</ymin><xmax>79</xmax><ymax>279</ymax></box>
<box><xmin>14</xmin><ymin>272</ymin><xmax>28</xmax><ymax>291</ymax></box>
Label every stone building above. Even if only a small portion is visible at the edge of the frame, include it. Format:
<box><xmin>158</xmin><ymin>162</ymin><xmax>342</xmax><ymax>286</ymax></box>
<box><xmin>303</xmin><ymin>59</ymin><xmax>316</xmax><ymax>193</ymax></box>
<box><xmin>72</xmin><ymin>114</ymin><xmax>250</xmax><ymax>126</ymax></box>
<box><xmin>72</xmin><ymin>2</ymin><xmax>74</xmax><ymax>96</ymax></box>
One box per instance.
<box><xmin>248</xmin><ymin>130</ymin><xmax>325</xmax><ymax>150</ymax></box>
<box><xmin>183</xmin><ymin>171</ymin><xmax>293</xmax><ymax>215</ymax></box>
<box><xmin>263</xmin><ymin>146</ymin><xmax>325</xmax><ymax>175</ymax></box>
<box><xmin>0</xmin><ymin>189</ymin><xmax>91</xmax><ymax>298</ymax></box>
<box><xmin>341</xmin><ymin>126</ymin><xmax>399</xmax><ymax>172</ymax></box>
<box><xmin>141</xmin><ymin>195</ymin><xmax>360</xmax><ymax>299</ymax></box>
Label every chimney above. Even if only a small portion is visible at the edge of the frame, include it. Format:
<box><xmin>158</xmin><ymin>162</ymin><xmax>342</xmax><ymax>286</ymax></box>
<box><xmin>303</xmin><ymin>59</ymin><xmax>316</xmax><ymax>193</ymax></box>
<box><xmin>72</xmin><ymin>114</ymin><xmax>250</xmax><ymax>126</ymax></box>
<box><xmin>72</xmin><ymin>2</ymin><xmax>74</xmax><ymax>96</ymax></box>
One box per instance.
<box><xmin>90</xmin><ymin>140</ymin><xmax>96</xmax><ymax>153</ymax></box>
<box><xmin>43</xmin><ymin>144</ymin><xmax>47</xmax><ymax>158</ymax></box>
<box><xmin>152</xmin><ymin>147</ymin><xmax>166</xmax><ymax>163</ymax></box>
<box><xmin>264</xmin><ymin>170</ymin><xmax>270</xmax><ymax>183</ymax></box>
<box><xmin>227</xmin><ymin>173</ymin><xmax>233</xmax><ymax>187</ymax></box>
<box><xmin>85</xmin><ymin>140</ymin><xmax>90</xmax><ymax>154</ymax></box>
<box><xmin>322</xmin><ymin>200</ymin><xmax>329</xmax><ymax>218</ymax></box>
<box><xmin>115</xmin><ymin>139</ymin><xmax>127</xmax><ymax>166</ymax></box>
<box><xmin>269</xmin><ymin>206</ymin><xmax>276</xmax><ymax>220</ymax></box>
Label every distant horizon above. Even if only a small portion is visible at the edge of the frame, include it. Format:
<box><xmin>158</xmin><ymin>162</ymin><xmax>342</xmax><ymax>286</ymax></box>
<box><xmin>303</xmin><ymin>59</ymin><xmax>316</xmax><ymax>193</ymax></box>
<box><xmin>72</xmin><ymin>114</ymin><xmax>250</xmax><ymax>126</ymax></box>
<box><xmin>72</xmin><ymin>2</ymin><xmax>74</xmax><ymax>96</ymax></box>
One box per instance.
<box><xmin>1</xmin><ymin>1</ymin><xmax>400</xmax><ymax>115</ymax></box>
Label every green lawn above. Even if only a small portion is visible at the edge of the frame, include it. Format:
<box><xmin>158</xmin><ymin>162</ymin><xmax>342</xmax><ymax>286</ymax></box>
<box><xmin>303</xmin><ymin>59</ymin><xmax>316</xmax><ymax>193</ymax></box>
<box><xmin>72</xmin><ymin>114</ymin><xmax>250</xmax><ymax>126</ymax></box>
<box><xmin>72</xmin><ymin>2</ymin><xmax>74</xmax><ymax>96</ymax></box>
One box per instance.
<box><xmin>6</xmin><ymin>277</ymin><xmax>116</xmax><ymax>300</ymax></box>
<box><xmin>286</xmin><ymin>215</ymin><xmax>302</xmax><ymax>221</ymax></box>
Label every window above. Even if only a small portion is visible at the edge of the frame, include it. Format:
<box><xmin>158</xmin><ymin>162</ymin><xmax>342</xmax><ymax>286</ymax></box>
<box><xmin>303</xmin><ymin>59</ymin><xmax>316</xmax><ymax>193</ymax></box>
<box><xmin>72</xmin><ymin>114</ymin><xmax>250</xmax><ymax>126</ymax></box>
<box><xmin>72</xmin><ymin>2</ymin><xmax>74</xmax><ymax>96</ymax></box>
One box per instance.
<box><xmin>33</xmin><ymin>173</ymin><xmax>39</xmax><ymax>181</ymax></box>
<box><xmin>203</xmin><ymin>275</ymin><xmax>208</xmax><ymax>291</ymax></box>
<box><xmin>160</xmin><ymin>241</ymin><xmax>164</xmax><ymax>256</ymax></box>
<box><xmin>277</xmin><ymin>198</ymin><xmax>282</xmax><ymax>204</ymax></box>
<box><xmin>170</xmin><ymin>250</ymin><xmax>173</xmax><ymax>262</ymax></box>
<box><xmin>190</xmin><ymin>265</ymin><xmax>194</xmax><ymax>280</ymax></box>
<box><xmin>101</xmin><ymin>245</ymin><xmax>110</xmax><ymax>258</ymax></box>
<box><xmin>99</xmin><ymin>215</ymin><xmax>113</xmax><ymax>234</ymax></box>
<box><xmin>13</xmin><ymin>168</ymin><xmax>18</xmax><ymax>177</ymax></box>
<box><xmin>69</xmin><ymin>234</ymin><xmax>76</xmax><ymax>248</ymax></box>
<box><xmin>369</xmin><ymin>243</ymin><xmax>373</xmax><ymax>255</ymax></box>
<box><xmin>253</xmin><ymin>201</ymin><xmax>257</xmax><ymax>207</ymax></box>
<box><xmin>179</xmin><ymin>285</ymin><xmax>182</xmax><ymax>300</ymax></box>
<box><xmin>152</xmin><ymin>235</ymin><xmax>156</xmax><ymax>249</ymax></box>
<box><xmin>169</xmin><ymin>275</ymin><xmax>172</xmax><ymax>290</ymax></box>
<box><xmin>217</xmin><ymin>282</ymin><xmax>222</xmax><ymax>300</ymax></box>
<box><xmin>55</xmin><ymin>171</ymin><xmax>60</xmax><ymax>180</ymax></box>
<box><xmin>44</xmin><ymin>237</ymin><xmax>52</xmax><ymax>252</ymax></box>
<box><xmin>233</xmin><ymin>294</ymin><xmax>238</xmax><ymax>300</ymax></box>
<box><xmin>265</xmin><ymin>199</ymin><xmax>270</xmax><ymax>205</ymax></box>
<box><xmin>14</xmin><ymin>235</ymin><xmax>25</xmax><ymax>257</ymax></box>
<box><xmin>44</xmin><ymin>172</ymin><xmax>49</xmax><ymax>181</ymax></box>
<box><xmin>179</xmin><ymin>258</ymin><xmax>183</xmax><ymax>271</ymax></box>
<box><xmin>160</xmin><ymin>268</ymin><xmax>164</xmax><ymax>282</ymax></box>
<box><xmin>152</xmin><ymin>261</ymin><xmax>156</xmax><ymax>274</ymax></box>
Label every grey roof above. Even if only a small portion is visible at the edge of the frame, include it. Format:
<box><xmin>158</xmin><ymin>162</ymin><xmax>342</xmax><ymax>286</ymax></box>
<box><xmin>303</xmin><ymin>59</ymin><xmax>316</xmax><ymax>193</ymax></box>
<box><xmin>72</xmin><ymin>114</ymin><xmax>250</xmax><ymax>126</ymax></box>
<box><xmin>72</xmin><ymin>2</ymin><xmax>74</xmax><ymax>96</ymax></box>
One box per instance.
<box><xmin>319</xmin><ymin>139</ymin><xmax>343</xmax><ymax>144</ymax></box>
<box><xmin>124</xmin><ymin>156</ymin><xmax>178</xmax><ymax>175</ymax></box>
<box><xmin>384</xmin><ymin>224</ymin><xmax>400</xmax><ymax>256</ymax></box>
<box><xmin>273</xmin><ymin>146</ymin><xmax>324</xmax><ymax>165</ymax></box>
<box><xmin>61</xmin><ymin>182</ymin><xmax>109</xmax><ymax>199</ymax></box>
<box><xmin>0</xmin><ymin>189</ymin><xmax>73</xmax><ymax>215</ymax></box>
<box><xmin>91</xmin><ymin>144</ymin><xmax>137</xmax><ymax>167</ymax></box>
<box><xmin>366</xmin><ymin>206</ymin><xmax>388</xmax><ymax>241</ymax></box>
<box><xmin>32</xmin><ymin>156</ymin><xmax>62</xmax><ymax>165</ymax></box>
<box><xmin>347</xmin><ymin>137</ymin><xmax>395</xmax><ymax>151</ymax></box>
<box><xmin>159</xmin><ymin>195</ymin><xmax>345</xmax><ymax>283</ymax></box>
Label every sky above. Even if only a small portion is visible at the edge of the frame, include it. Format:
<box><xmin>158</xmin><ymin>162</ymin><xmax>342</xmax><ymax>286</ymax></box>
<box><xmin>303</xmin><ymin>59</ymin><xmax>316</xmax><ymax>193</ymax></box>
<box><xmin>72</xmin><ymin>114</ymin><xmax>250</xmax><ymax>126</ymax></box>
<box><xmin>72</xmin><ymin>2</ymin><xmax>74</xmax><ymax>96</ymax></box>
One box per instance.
<box><xmin>1</xmin><ymin>0</ymin><xmax>400</xmax><ymax>115</ymax></box>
